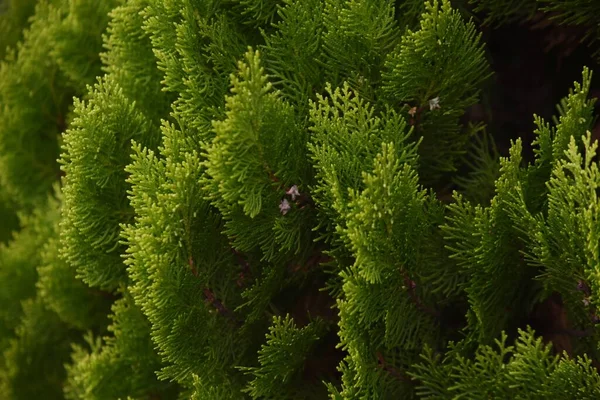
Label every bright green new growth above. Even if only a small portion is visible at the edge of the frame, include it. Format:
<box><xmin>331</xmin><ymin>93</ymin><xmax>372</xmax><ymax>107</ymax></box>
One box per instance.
<box><xmin>70</xmin><ymin>1</ymin><xmax>600</xmax><ymax>398</ymax></box>
<box><xmin>332</xmin><ymin>143</ymin><xmax>441</xmax><ymax>398</ymax></box>
<box><xmin>57</xmin><ymin>1</ymin><xmax>178</xmax><ymax>398</ymax></box>
<box><xmin>60</xmin><ymin>77</ymin><xmax>155</xmax><ymax>290</ymax></box>
<box><xmin>59</xmin><ymin>0</ymin><xmax>169</xmax><ymax>292</ymax></box>
<box><xmin>203</xmin><ymin>49</ymin><xmax>306</xmax><ymax>221</ymax></box>
<box><xmin>306</xmin><ymin>81</ymin><xmax>420</xmax><ymax>277</ymax></box>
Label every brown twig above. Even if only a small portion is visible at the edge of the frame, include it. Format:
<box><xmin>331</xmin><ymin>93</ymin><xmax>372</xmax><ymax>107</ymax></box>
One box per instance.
<box><xmin>188</xmin><ymin>256</ymin><xmax>198</xmax><ymax>277</ymax></box>
<box><xmin>287</xmin><ymin>246</ymin><xmax>333</xmax><ymax>275</ymax></box>
<box><xmin>376</xmin><ymin>352</ymin><xmax>412</xmax><ymax>383</ymax></box>
<box><xmin>401</xmin><ymin>272</ymin><xmax>441</xmax><ymax>319</ymax></box>
<box><xmin>202</xmin><ymin>287</ymin><xmax>241</xmax><ymax>327</ymax></box>
<box><xmin>230</xmin><ymin>248</ymin><xmax>252</xmax><ymax>287</ymax></box>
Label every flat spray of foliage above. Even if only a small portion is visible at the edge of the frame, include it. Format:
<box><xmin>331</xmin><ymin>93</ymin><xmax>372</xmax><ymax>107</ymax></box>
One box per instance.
<box><xmin>2</xmin><ymin>0</ymin><xmax>600</xmax><ymax>399</ymax></box>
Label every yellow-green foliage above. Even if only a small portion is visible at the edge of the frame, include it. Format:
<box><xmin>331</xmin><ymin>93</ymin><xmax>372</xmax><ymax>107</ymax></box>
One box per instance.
<box><xmin>3</xmin><ymin>0</ymin><xmax>600</xmax><ymax>399</ymax></box>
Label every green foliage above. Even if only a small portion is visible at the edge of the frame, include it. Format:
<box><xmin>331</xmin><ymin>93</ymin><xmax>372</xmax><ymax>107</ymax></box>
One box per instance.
<box><xmin>491</xmin><ymin>69</ymin><xmax>600</xmax><ymax>355</ymax></box>
<box><xmin>469</xmin><ymin>0</ymin><xmax>538</xmax><ymax>26</ymax></box>
<box><xmin>538</xmin><ymin>0</ymin><xmax>600</xmax><ymax>29</ymax></box>
<box><xmin>436</xmin><ymin>69</ymin><xmax>596</xmax><ymax>345</ymax></box>
<box><xmin>0</xmin><ymin>1</ymin><xmax>70</xmax><ymax>209</ymax></box>
<box><xmin>143</xmin><ymin>0</ymin><xmax>247</xmax><ymax>137</ymax></box>
<box><xmin>0</xmin><ymin>190</ymin><xmax>19</xmax><ymax>244</ymax></box>
<box><xmin>437</xmin><ymin>68</ymin><xmax>600</xmax><ymax>391</ymax></box>
<box><xmin>333</xmin><ymin>142</ymin><xmax>442</xmax><ymax>398</ymax></box>
<box><xmin>0</xmin><ymin>0</ymin><xmax>37</xmax><ymax>60</ymax></box>
<box><xmin>124</xmin><ymin>126</ymin><xmax>251</xmax><ymax>392</ymax></box>
<box><xmin>124</xmin><ymin>45</ymin><xmax>325</xmax><ymax>397</ymax></box>
<box><xmin>382</xmin><ymin>0</ymin><xmax>491</xmax><ymax>183</ymax></box>
<box><xmin>0</xmin><ymin>199</ymin><xmax>57</xmax><ymax>356</ymax></box>
<box><xmin>452</xmin><ymin>127</ymin><xmax>500</xmax><ymax>206</ymax></box>
<box><xmin>261</xmin><ymin>0</ymin><xmax>325</xmax><ymax>108</ymax></box>
<box><xmin>410</xmin><ymin>327</ymin><xmax>600</xmax><ymax>399</ymax></box>
<box><xmin>103</xmin><ymin>0</ymin><xmax>172</xmax><ymax>114</ymax></box>
<box><xmin>0</xmin><ymin>191</ymin><xmax>97</xmax><ymax>400</ymax></box>
<box><xmin>37</xmin><ymin>188</ymin><xmax>112</xmax><ymax>331</ymax></box>
<box><xmin>57</xmin><ymin>1</ymin><xmax>180</xmax><ymax>399</ymax></box>
<box><xmin>307</xmin><ymin>82</ymin><xmax>418</xmax><ymax>257</ymax></box>
<box><xmin>202</xmin><ymin>48</ymin><xmax>315</xmax><ymax>260</ymax></box>
<box><xmin>0</xmin><ymin>0</ymin><xmax>116</xmax><ymax>212</ymax></box>
<box><xmin>383</xmin><ymin>0</ymin><xmax>490</xmax><ymax>111</ymax></box>
<box><xmin>0</xmin><ymin>297</ymin><xmax>80</xmax><ymax>400</ymax></box>
<box><xmin>59</xmin><ymin>0</ymin><xmax>170</xmax><ymax>292</ymax></box>
<box><xmin>63</xmin><ymin>294</ymin><xmax>177</xmax><ymax>400</ymax></box>
<box><xmin>50</xmin><ymin>0</ymin><xmax>121</xmax><ymax>93</ymax></box>
<box><xmin>321</xmin><ymin>0</ymin><xmax>402</xmax><ymax>103</ymax></box>
<box><xmin>60</xmin><ymin>75</ymin><xmax>159</xmax><ymax>290</ymax></box>
<box><xmin>442</xmin><ymin>154</ymin><xmax>533</xmax><ymax>344</ymax></box>
<box><xmin>234</xmin><ymin>0</ymin><xmax>282</xmax><ymax>27</ymax></box>
<box><xmin>240</xmin><ymin>315</ymin><xmax>328</xmax><ymax>398</ymax></box>
<box><xmin>4</xmin><ymin>0</ymin><xmax>600</xmax><ymax>398</ymax></box>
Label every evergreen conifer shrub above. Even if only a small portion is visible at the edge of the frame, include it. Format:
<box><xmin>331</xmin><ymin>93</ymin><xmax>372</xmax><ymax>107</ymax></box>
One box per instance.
<box><xmin>2</xmin><ymin>0</ymin><xmax>600</xmax><ymax>398</ymax></box>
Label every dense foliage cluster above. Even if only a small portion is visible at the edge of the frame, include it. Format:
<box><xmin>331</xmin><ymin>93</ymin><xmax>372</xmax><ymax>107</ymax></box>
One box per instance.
<box><xmin>2</xmin><ymin>0</ymin><xmax>600</xmax><ymax>398</ymax></box>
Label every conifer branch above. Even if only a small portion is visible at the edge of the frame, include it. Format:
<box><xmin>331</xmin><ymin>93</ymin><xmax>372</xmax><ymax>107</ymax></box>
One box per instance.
<box><xmin>376</xmin><ymin>351</ymin><xmax>413</xmax><ymax>383</ymax></box>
